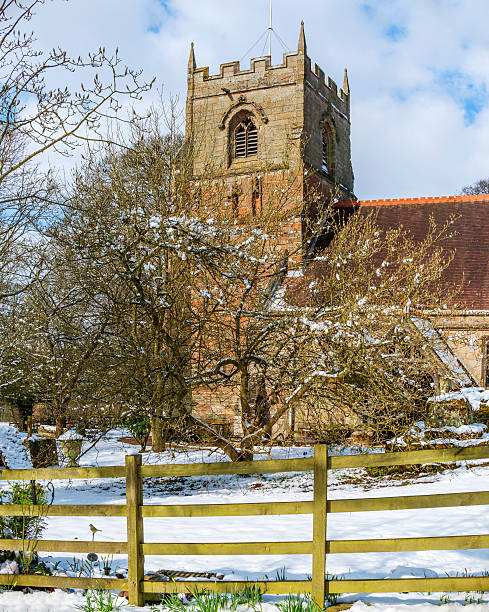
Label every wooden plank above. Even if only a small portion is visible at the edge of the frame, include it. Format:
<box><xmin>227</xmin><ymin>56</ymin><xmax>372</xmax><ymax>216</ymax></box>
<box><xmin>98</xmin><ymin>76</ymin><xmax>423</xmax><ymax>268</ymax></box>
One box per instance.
<box><xmin>126</xmin><ymin>453</ymin><xmax>144</xmax><ymax>607</ymax></box>
<box><xmin>328</xmin><ymin>576</ymin><xmax>489</xmax><ymax>594</ymax></box>
<box><xmin>0</xmin><ymin>574</ymin><xmax>125</xmax><ymax>590</ymax></box>
<box><xmin>141</xmin><ymin>501</ymin><xmax>313</xmax><ymax>518</ymax></box>
<box><xmin>312</xmin><ymin>444</ymin><xmax>328</xmax><ymax>608</ymax></box>
<box><xmin>0</xmin><ymin>504</ymin><xmax>126</xmax><ymax>517</ymax></box>
<box><xmin>140</xmin><ymin>457</ymin><xmax>314</xmax><ymax>478</ymax></box>
<box><xmin>0</xmin><ymin>465</ymin><xmax>125</xmax><ymax>481</ymax></box>
<box><xmin>142</xmin><ymin>580</ymin><xmax>312</xmax><ymax>595</ymax></box>
<box><xmin>328</xmin><ymin>534</ymin><xmax>489</xmax><ymax>554</ymax></box>
<box><xmin>0</xmin><ymin>538</ymin><xmax>127</xmax><ymax>554</ymax></box>
<box><xmin>329</xmin><ymin>445</ymin><xmax>489</xmax><ymax>470</ymax></box>
<box><xmin>142</xmin><ymin>541</ymin><xmax>312</xmax><ymax>555</ymax></box>
<box><xmin>328</xmin><ymin>490</ymin><xmax>489</xmax><ymax>514</ymax></box>
<box><xmin>0</xmin><ymin>445</ymin><xmax>486</xmax><ymax>481</ymax></box>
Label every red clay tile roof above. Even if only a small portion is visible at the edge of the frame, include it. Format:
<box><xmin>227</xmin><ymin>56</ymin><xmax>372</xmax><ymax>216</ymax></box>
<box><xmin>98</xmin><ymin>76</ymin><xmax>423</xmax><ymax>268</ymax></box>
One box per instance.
<box><xmin>334</xmin><ymin>195</ymin><xmax>489</xmax><ymax>310</ymax></box>
<box><xmin>336</xmin><ymin>194</ymin><xmax>489</xmax><ymax>207</ymax></box>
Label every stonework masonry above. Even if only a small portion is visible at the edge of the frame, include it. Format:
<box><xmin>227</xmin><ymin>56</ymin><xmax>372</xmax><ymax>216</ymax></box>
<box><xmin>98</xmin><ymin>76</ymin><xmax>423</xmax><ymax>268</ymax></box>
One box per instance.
<box><xmin>186</xmin><ymin>22</ymin><xmax>355</xmax><ymax>253</ymax></box>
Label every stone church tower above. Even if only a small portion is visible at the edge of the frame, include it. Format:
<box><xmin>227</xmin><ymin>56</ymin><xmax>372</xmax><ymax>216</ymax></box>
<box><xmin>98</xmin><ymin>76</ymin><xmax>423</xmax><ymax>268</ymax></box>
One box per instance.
<box><xmin>185</xmin><ymin>22</ymin><xmax>355</xmax><ymax>255</ymax></box>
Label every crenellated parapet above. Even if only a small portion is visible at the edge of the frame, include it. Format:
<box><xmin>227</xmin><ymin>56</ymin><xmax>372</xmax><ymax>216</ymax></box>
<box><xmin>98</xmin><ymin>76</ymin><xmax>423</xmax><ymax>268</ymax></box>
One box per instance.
<box><xmin>188</xmin><ymin>45</ymin><xmax>349</xmax><ymax>119</ymax></box>
<box><xmin>305</xmin><ymin>61</ymin><xmax>350</xmax><ymax>118</ymax></box>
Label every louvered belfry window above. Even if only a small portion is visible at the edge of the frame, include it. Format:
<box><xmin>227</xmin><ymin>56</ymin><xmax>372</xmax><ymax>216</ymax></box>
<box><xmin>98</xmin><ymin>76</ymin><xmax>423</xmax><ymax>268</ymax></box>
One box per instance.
<box><xmin>234</xmin><ymin>118</ymin><xmax>258</xmax><ymax>159</ymax></box>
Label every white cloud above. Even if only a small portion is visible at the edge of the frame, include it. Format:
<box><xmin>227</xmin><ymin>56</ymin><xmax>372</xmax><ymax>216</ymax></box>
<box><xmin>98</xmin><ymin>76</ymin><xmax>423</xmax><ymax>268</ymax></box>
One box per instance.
<box><xmin>26</xmin><ymin>0</ymin><xmax>489</xmax><ymax>199</ymax></box>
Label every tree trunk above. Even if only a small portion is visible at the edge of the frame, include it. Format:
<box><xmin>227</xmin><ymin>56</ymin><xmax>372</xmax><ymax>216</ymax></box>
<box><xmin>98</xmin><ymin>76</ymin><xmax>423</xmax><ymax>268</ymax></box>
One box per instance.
<box><xmin>17</xmin><ymin>399</ymin><xmax>34</xmax><ymax>432</ymax></box>
<box><xmin>151</xmin><ymin>412</ymin><xmax>165</xmax><ymax>452</ymax></box>
<box><xmin>287</xmin><ymin>404</ymin><xmax>296</xmax><ymax>441</ymax></box>
<box><xmin>55</xmin><ymin>415</ymin><xmax>66</xmax><ymax>438</ymax></box>
<box><xmin>237</xmin><ymin>447</ymin><xmax>254</xmax><ymax>462</ymax></box>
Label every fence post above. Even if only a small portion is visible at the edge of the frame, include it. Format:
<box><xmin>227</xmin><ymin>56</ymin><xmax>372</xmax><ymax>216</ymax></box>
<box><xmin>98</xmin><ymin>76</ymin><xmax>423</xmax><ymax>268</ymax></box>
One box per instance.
<box><xmin>312</xmin><ymin>444</ymin><xmax>328</xmax><ymax>607</ymax></box>
<box><xmin>126</xmin><ymin>453</ymin><xmax>144</xmax><ymax>606</ymax></box>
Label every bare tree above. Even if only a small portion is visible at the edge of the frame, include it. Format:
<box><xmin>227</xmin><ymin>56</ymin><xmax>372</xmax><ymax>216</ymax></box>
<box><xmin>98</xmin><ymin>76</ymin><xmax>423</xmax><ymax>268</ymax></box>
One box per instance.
<box><xmin>287</xmin><ymin>210</ymin><xmax>457</xmax><ymax>445</ymax></box>
<box><xmin>190</xmin><ymin>201</ymin><xmax>457</xmax><ymax>460</ymax></box>
<box><xmin>0</xmin><ymin>0</ymin><xmax>152</xmax><ymax>180</ymax></box>
<box><xmin>460</xmin><ymin>178</ymin><xmax>489</xmax><ymax>196</ymax></box>
<box><xmin>0</xmin><ymin>0</ymin><xmax>152</xmax><ymax>298</ymax></box>
<box><xmin>57</xmin><ymin>107</ymin><xmax>231</xmax><ymax>450</ymax></box>
<box><xmin>0</xmin><ymin>237</ymin><xmax>117</xmax><ymax>435</ymax></box>
<box><xmin>42</xmin><ymin>99</ymin><xmax>458</xmax><ymax>459</ymax></box>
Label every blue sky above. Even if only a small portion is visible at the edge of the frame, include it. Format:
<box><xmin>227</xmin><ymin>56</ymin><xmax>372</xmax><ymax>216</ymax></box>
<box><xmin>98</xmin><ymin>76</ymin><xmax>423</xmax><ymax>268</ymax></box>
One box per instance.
<box><xmin>29</xmin><ymin>0</ymin><xmax>489</xmax><ymax>200</ymax></box>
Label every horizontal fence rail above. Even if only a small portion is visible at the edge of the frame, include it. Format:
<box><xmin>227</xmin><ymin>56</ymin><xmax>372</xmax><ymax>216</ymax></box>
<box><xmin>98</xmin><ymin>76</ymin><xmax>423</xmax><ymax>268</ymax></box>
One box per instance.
<box><xmin>0</xmin><ymin>574</ymin><xmax>125</xmax><ymax>591</ymax></box>
<box><xmin>329</xmin><ymin>444</ymin><xmax>489</xmax><ymax>469</ymax></box>
<box><xmin>328</xmin><ymin>576</ymin><xmax>489</xmax><ymax>595</ymax></box>
<box><xmin>0</xmin><ymin>444</ymin><xmax>488</xmax><ymax>604</ymax></box>
<box><xmin>139</xmin><ymin>457</ymin><xmax>314</xmax><ymax>478</ymax></box>
<box><xmin>0</xmin><ymin>538</ymin><xmax>127</xmax><ymax>554</ymax></box>
<box><xmin>328</xmin><ymin>534</ymin><xmax>489</xmax><ymax>554</ymax></box>
<box><xmin>328</xmin><ymin>490</ymin><xmax>489</xmax><ymax>513</ymax></box>
<box><xmin>141</xmin><ymin>500</ymin><xmax>313</xmax><ymax>518</ymax></box>
<box><xmin>141</xmin><ymin>541</ymin><xmax>313</xmax><ymax>555</ymax></box>
<box><xmin>0</xmin><ymin>465</ymin><xmax>125</xmax><ymax>481</ymax></box>
<box><xmin>141</xmin><ymin>579</ymin><xmax>313</xmax><ymax>595</ymax></box>
<box><xmin>0</xmin><ymin>504</ymin><xmax>126</xmax><ymax>517</ymax></box>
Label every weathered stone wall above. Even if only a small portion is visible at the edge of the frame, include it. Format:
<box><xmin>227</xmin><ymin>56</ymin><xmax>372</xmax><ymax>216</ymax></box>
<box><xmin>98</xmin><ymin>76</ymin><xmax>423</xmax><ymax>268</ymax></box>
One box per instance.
<box><xmin>434</xmin><ymin>312</ymin><xmax>489</xmax><ymax>386</ymax></box>
<box><xmin>186</xmin><ymin>28</ymin><xmax>355</xmax><ymax>229</ymax></box>
<box><xmin>187</xmin><ymin>52</ymin><xmax>304</xmax><ymax>178</ymax></box>
<box><xmin>303</xmin><ymin>59</ymin><xmax>353</xmax><ymax>194</ymax></box>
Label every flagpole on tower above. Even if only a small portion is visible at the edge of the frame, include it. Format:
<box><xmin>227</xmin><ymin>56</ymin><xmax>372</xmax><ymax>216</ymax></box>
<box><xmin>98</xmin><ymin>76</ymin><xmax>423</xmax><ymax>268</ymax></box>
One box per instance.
<box><xmin>268</xmin><ymin>0</ymin><xmax>272</xmax><ymax>58</ymax></box>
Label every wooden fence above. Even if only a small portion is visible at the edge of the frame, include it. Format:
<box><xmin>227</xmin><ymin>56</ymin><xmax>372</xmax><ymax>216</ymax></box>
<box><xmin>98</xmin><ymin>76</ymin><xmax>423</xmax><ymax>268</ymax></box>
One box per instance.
<box><xmin>1</xmin><ymin>444</ymin><xmax>489</xmax><ymax>605</ymax></box>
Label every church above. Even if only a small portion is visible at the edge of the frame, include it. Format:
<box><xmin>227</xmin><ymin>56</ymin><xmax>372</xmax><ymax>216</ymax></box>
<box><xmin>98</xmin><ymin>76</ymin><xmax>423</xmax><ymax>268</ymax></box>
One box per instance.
<box><xmin>185</xmin><ymin>22</ymin><xmax>489</xmax><ymax>433</ymax></box>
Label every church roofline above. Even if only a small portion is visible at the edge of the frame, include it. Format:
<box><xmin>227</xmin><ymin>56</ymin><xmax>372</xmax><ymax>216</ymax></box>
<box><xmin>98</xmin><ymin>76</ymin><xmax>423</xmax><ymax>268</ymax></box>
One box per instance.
<box><xmin>335</xmin><ymin>194</ymin><xmax>489</xmax><ymax>207</ymax></box>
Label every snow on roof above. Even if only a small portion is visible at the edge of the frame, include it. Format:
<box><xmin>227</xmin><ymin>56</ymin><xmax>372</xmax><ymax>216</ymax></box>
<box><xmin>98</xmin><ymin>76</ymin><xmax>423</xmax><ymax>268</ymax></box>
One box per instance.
<box><xmin>0</xmin><ymin>423</ymin><xmax>32</xmax><ymax>469</ymax></box>
<box><xmin>412</xmin><ymin>317</ymin><xmax>475</xmax><ymax>386</ymax></box>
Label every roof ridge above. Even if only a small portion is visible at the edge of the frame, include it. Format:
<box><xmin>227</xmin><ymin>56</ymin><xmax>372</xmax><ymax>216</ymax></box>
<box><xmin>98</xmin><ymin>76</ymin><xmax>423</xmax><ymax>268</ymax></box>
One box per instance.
<box><xmin>337</xmin><ymin>194</ymin><xmax>489</xmax><ymax>207</ymax></box>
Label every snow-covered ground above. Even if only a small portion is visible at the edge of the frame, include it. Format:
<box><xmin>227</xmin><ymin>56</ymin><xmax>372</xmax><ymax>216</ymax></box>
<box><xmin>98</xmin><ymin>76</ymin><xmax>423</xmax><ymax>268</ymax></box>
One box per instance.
<box><xmin>2</xmin><ymin>430</ymin><xmax>489</xmax><ymax>610</ymax></box>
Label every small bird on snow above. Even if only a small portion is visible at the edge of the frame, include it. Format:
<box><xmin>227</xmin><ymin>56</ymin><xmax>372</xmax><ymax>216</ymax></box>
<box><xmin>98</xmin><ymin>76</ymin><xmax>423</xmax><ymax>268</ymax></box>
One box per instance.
<box><xmin>89</xmin><ymin>523</ymin><xmax>102</xmax><ymax>541</ymax></box>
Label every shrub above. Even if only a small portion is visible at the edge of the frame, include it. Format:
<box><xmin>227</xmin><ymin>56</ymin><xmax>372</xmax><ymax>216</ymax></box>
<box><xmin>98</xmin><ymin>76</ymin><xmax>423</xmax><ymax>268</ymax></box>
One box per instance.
<box><xmin>473</xmin><ymin>405</ymin><xmax>489</xmax><ymax>426</ymax></box>
<box><xmin>365</xmin><ymin>462</ymin><xmax>455</xmax><ymax>478</ymax></box>
<box><xmin>0</xmin><ymin>482</ymin><xmax>48</xmax><ymax>540</ymax></box>
<box><xmin>121</xmin><ymin>411</ymin><xmax>151</xmax><ymax>451</ymax></box>
<box><xmin>0</xmin><ymin>481</ymin><xmax>49</xmax><ymax>572</ymax></box>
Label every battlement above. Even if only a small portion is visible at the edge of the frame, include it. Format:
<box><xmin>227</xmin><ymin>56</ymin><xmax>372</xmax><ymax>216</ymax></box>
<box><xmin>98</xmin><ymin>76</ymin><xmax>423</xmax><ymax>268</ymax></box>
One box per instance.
<box><xmin>192</xmin><ymin>52</ymin><xmax>349</xmax><ymax>116</ymax></box>
<box><xmin>305</xmin><ymin>59</ymin><xmax>349</xmax><ymax>114</ymax></box>
<box><xmin>188</xmin><ymin>22</ymin><xmax>349</xmax><ymax>116</ymax></box>
<box><xmin>193</xmin><ymin>51</ymin><xmax>298</xmax><ymax>82</ymax></box>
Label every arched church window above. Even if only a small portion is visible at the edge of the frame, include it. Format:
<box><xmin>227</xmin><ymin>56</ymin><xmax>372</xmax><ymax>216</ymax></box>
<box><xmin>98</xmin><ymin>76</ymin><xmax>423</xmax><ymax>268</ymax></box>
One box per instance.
<box><xmin>322</xmin><ymin>137</ymin><xmax>329</xmax><ymax>173</ymax></box>
<box><xmin>321</xmin><ymin>123</ymin><xmax>335</xmax><ymax>177</ymax></box>
<box><xmin>234</xmin><ymin>117</ymin><xmax>258</xmax><ymax>159</ymax></box>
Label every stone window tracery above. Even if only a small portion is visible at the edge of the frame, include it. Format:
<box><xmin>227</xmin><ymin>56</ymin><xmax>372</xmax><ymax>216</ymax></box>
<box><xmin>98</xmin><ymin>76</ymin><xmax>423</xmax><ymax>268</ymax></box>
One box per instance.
<box><xmin>320</xmin><ymin>109</ymin><xmax>337</xmax><ymax>179</ymax></box>
<box><xmin>321</xmin><ymin>125</ymin><xmax>335</xmax><ymax>177</ymax></box>
<box><xmin>322</xmin><ymin>137</ymin><xmax>329</xmax><ymax>173</ymax></box>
